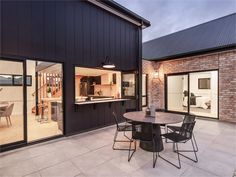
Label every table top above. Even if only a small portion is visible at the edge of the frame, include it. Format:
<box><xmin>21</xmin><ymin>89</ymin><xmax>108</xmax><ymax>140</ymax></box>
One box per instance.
<box><xmin>123</xmin><ymin>111</ymin><xmax>184</xmax><ymax>124</ymax></box>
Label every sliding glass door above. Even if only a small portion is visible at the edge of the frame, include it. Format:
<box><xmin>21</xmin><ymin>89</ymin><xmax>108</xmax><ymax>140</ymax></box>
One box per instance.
<box><xmin>27</xmin><ymin>60</ymin><xmax>63</xmax><ymax>142</ymax></box>
<box><xmin>0</xmin><ymin>59</ymin><xmax>26</xmax><ymax>147</ymax></box>
<box><xmin>166</xmin><ymin>70</ymin><xmax>218</xmax><ymax>118</ymax></box>
<box><xmin>189</xmin><ymin>71</ymin><xmax>218</xmax><ymax>118</ymax></box>
<box><xmin>167</xmin><ymin>74</ymin><xmax>188</xmax><ymax>113</ymax></box>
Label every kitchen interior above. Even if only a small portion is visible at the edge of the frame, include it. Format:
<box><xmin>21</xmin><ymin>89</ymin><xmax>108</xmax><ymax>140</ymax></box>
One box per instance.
<box><xmin>75</xmin><ymin>67</ymin><xmax>122</xmax><ymax>103</ymax></box>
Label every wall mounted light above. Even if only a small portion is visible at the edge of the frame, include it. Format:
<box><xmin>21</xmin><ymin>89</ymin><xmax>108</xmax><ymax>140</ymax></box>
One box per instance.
<box><xmin>102</xmin><ymin>56</ymin><xmax>115</xmax><ymax>69</ymax></box>
<box><xmin>153</xmin><ymin>70</ymin><xmax>159</xmax><ymax>79</ymax></box>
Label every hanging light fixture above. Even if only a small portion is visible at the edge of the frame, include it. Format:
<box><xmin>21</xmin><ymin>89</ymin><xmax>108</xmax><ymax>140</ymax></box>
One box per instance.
<box><xmin>102</xmin><ymin>56</ymin><xmax>115</xmax><ymax>69</ymax></box>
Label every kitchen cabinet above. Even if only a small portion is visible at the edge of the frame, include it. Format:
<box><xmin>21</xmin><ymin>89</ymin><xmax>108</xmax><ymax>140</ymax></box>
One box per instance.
<box><xmin>101</xmin><ymin>73</ymin><xmax>116</xmax><ymax>85</ymax></box>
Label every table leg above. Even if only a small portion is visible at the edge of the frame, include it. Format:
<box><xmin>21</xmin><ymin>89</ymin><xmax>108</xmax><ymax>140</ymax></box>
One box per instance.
<box><xmin>140</xmin><ymin>124</ymin><xmax>164</xmax><ymax>152</ymax></box>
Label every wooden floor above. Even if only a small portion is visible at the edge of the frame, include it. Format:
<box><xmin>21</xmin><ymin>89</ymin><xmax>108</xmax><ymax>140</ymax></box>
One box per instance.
<box><xmin>0</xmin><ymin>114</ymin><xmax>62</xmax><ymax>145</ymax></box>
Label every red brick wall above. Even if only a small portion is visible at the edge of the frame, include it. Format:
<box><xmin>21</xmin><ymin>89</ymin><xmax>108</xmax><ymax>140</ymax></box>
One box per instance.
<box><xmin>142</xmin><ymin>49</ymin><xmax>236</xmax><ymax>123</ymax></box>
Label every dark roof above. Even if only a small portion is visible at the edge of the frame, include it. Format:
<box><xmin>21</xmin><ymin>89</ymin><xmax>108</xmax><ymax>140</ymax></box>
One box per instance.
<box><xmin>102</xmin><ymin>0</ymin><xmax>150</xmax><ymax>27</ymax></box>
<box><xmin>143</xmin><ymin>13</ymin><xmax>236</xmax><ymax>61</ymax></box>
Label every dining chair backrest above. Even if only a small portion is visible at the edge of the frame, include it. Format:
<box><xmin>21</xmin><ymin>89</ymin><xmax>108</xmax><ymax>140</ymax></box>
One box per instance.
<box><xmin>2</xmin><ymin>103</ymin><xmax>14</xmax><ymax>117</ymax></box>
<box><xmin>112</xmin><ymin>111</ymin><xmax>119</xmax><ymax>129</ymax></box>
<box><xmin>179</xmin><ymin>121</ymin><xmax>196</xmax><ymax>140</ymax></box>
<box><xmin>183</xmin><ymin>114</ymin><xmax>196</xmax><ymax>124</ymax></box>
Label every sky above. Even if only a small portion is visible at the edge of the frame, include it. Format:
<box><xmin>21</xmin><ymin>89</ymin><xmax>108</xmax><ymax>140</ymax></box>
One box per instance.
<box><xmin>115</xmin><ymin>0</ymin><xmax>236</xmax><ymax>42</ymax></box>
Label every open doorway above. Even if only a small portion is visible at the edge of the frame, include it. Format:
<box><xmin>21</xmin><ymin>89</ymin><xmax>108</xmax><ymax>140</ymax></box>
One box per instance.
<box><xmin>27</xmin><ymin>60</ymin><xmax>63</xmax><ymax>142</ymax></box>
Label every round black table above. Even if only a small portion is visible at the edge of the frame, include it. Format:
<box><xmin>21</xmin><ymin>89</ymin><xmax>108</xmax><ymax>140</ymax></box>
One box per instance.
<box><xmin>123</xmin><ymin>111</ymin><xmax>184</xmax><ymax>152</ymax></box>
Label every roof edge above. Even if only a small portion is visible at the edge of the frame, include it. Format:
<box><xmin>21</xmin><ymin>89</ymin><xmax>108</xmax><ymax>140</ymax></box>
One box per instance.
<box><xmin>98</xmin><ymin>0</ymin><xmax>150</xmax><ymax>28</ymax></box>
<box><xmin>143</xmin><ymin>44</ymin><xmax>236</xmax><ymax>61</ymax></box>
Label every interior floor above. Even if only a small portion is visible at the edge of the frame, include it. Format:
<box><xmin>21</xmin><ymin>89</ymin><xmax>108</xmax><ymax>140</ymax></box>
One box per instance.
<box><xmin>0</xmin><ymin>114</ymin><xmax>62</xmax><ymax>145</ymax></box>
<box><xmin>169</xmin><ymin>106</ymin><xmax>217</xmax><ymax>118</ymax></box>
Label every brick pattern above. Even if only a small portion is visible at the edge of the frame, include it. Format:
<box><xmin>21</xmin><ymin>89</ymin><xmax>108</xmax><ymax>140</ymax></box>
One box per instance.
<box><xmin>142</xmin><ymin>49</ymin><xmax>236</xmax><ymax>123</ymax></box>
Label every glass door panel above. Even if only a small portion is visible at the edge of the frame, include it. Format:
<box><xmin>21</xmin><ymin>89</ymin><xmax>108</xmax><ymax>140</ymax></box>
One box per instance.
<box><xmin>142</xmin><ymin>74</ymin><xmax>147</xmax><ymax>107</ymax></box>
<box><xmin>189</xmin><ymin>71</ymin><xmax>218</xmax><ymax>118</ymax></box>
<box><xmin>27</xmin><ymin>60</ymin><xmax>63</xmax><ymax>142</ymax></box>
<box><xmin>122</xmin><ymin>72</ymin><xmax>136</xmax><ymax>98</ymax></box>
<box><xmin>0</xmin><ymin>59</ymin><xmax>25</xmax><ymax>146</ymax></box>
<box><xmin>167</xmin><ymin>74</ymin><xmax>188</xmax><ymax>113</ymax></box>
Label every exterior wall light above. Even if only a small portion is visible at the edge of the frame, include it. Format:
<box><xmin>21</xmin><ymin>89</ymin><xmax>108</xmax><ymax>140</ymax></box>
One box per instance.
<box><xmin>102</xmin><ymin>56</ymin><xmax>115</xmax><ymax>69</ymax></box>
<box><xmin>153</xmin><ymin>70</ymin><xmax>159</xmax><ymax>79</ymax></box>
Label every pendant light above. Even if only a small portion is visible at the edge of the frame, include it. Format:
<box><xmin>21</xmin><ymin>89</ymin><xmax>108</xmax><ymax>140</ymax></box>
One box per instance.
<box><xmin>102</xmin><ymin>56</ymin><xmax>115</xmax><ymax>69</ymax></box>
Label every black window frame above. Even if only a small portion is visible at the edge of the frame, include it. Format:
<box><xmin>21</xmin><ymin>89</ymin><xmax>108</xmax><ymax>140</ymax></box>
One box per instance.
<box><xmin>0</xmin><ymin>74</ymin><xmax>32</xmax><ymax>86</ymax></box>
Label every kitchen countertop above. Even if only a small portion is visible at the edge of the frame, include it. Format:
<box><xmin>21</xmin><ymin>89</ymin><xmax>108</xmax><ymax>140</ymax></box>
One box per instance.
<box><xmin>75</xmin><ymin>98</ymin><xmax>130</xmax><ymax>105</ymax></box>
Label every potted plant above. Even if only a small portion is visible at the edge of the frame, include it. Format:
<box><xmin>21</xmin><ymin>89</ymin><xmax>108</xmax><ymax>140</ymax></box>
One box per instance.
<box><xmin>47</xmin><ymin>87</ymin><xmax>52</xmax><ymax>98</ymax></box>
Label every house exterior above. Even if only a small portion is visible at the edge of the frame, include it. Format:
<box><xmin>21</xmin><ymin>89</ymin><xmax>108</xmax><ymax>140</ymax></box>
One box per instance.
<box><xmin>142</xmin><ymin>13</ymin><xmax>236</xmax><ymax>123</ymax></box>
<box><xmin>0</xmin><ymin>0</ymin><xmax>150</xmax><ymax>152</ymax></box>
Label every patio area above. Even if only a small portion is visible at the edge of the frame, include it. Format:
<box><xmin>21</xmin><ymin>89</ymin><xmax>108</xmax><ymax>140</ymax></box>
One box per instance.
<box><xmin>0</xmin><ymin>118</ymin><xmax>235</xmax><ymax>177</ymax></box>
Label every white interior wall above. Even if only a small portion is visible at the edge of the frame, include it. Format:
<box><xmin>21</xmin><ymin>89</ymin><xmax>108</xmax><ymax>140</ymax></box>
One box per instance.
<box><xmin>27</xmin><ymin>61</ymin><xmax>36</xmax><ymax>114</ymax></box>
<box><xmin>167</xmin><ymin>75</ymin><xmax>185</xmax><ymax>110</ymax></box>
<box><xmin>189</xmin><ymin>72</ymin><xmax>211</xmax><ymax>97</ymax></box>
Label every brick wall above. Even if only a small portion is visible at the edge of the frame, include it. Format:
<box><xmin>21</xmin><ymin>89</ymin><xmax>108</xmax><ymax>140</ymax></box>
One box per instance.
<box><xmin>142</xmin><ymin>49</ymin><xmax>236</xmax><ymax>123</ymax></box>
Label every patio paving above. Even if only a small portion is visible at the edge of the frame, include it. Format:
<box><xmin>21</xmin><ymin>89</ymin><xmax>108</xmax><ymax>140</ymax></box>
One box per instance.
<box><xmin>0</xmin><ymin>118</ymin><xmax>235</xmax><ymax>177</ymax></box>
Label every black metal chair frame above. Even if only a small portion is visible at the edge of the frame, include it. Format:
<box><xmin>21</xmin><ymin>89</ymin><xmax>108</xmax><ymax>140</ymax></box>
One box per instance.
<box><xmin>166</xmin><ymin>115</ymin><xmax>199</xmax><ymax>152</ymax></box>
<box><xmin>112</xmin><ymin>112</ymin><xmax>133</xmax><ymax>151</ymax></box>
<box><xmin>160</xmin><ymin>121</ymin><xmax>198</xmax><ymax>169</ymax></box>
<box><xmin>128</xmin><ymin>122</ymin><xmax>158</xmax><ymax>168</ymax></box>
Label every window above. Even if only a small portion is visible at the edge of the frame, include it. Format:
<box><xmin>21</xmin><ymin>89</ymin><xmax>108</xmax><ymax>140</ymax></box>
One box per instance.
<box><xmin>122</xmin><ymin>73</ymin><xmax>136</xmax><ymax>97</ymax></box>
<box><xmin>75</xmin><ymin>67</ymin><xmax>121</xmax><ymax>102</ymax></box>
<box><xmin>0</xmin><ymin>74</ymin><xmax>32</xmax><ymax>86</ymax></box>
<box><xmin>0</xmin><ymin>75</ymin><xmax>13</xmax><ymax>86</ymax></box>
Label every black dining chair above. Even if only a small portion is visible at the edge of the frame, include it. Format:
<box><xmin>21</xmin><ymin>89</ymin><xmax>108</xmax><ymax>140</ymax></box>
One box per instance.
<box><xmin>128</xmin><ymin>122</ymin><xmax>158</xmax><ymax>168</ymax></box>
<box><xmin>112</xmin><ymin>111</ymin><xmax>133</xmax><ymax>150</ymax></box>
<box><xmin>167</xmin><ymin>114</ymin><xmax>198</xmax><ymax>152</ymax></box>
<box><xmin>161</xmin><ymin>120</ymin><xmax>198</xmax><ymax>169</ymax></box>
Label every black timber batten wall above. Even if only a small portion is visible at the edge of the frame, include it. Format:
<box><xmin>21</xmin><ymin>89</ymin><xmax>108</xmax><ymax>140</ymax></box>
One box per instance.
<box><xmin>0</xmin><ymin>1</ymin><xmax>141</xmax><ymax>135</ymax></box>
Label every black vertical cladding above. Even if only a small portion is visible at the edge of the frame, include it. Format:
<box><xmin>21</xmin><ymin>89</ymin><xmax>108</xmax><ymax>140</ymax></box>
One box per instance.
<box><xmin>65</xmin><ymin>1</ymin><xmax>75</xmax><ymax>61</ymax></box>
<box><xmin>18</xmin><ymin>1</ymin><xmax>31</xmax><ymax>57</ymax></box>
<box><xmin>55</xmin><ymin>2</ymin><xmax>66</xmax><ymax>61</ymax></box>
<box><xmin>1</xmin><ymin>1</ymin><xmax>18</xmax><ymax>56</ymax></box>
<box><xmin>74</xmin><ymin>2</ymin><xmax>83</xmax><ymax>64</ymax></box>
<box><xmin>1</xmin><ymin>1</ymin><xmax>142</xmax><ymax>136</ymax></box>
<box><xmin>44</xmin><ymin>1</ymin><xmax>56</xmax><ymax>60</ymax></box>
<box><xmin>31</xmin><ymin>1</ymin><xmax>44</xmax><ymax>58</ymax></box>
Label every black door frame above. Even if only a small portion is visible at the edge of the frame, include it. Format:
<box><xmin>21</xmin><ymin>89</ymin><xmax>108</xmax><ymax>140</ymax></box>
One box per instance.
<box><xmin>164</xmin><ymin>69</ymin><xmax>219</xmax><ymax>119</ymax></box>
<box><xmin>0</xmin><ymin>58</ymin><xmax>27</xmax><ymax>152</ymax></box>
<box><xmin>0</xmin><ymin>56</ymin><xmax>65</xmax><ymax>152</ymax></box>
<box><xmin>121</xmin><ymin>70</ymin><xmax>139</xmax><ymax>110</ymax></box>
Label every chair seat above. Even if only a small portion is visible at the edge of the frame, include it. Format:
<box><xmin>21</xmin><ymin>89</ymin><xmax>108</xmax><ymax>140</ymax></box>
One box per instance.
<box><xmin>162</xmin><ymin>132</ymin><xmax>188</xmax><ymax>142</ymax></box>
<box><xmin>117</xmin><ymin>124</ymin><xmax>132</xmax><ymax>131</ymax></box>
<box><xmin>167</xmin><ymin>125</ymin><xmax>181</xmax><ymax>132</ymax></box>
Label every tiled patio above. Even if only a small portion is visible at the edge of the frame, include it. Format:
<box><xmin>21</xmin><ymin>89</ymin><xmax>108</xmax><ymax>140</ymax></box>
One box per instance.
<box><xmin>0</xmin><ymin>119</ymin><xmax>235</xmax><ymax>177</ymax></box>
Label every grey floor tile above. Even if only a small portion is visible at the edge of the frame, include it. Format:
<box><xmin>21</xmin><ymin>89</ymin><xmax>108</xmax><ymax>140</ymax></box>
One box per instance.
<box><xmin>0</xmin><ymin>159</ymin><xmax>38</xmax><ymax>177</ymax></box>
<box><xmin>39</xmin><ymin>161</ymin><xmax>81</xmax><ymax>177</ymax></box>
<box><xmin>180</xmin><ymin>166</ymin><xmax>219</xmax><ymax>177</ymax></box>
<box><xmin>83</xmin><ymin>162</ymin><xmax>129</xmax><ymax>177</ymax></box>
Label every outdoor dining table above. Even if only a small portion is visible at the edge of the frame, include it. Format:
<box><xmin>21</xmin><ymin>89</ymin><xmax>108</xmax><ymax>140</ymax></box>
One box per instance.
<box><xmin>123</xmin><ymin>111</ymin><xmax>184</xmax><ymax>152</ymax></box>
